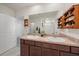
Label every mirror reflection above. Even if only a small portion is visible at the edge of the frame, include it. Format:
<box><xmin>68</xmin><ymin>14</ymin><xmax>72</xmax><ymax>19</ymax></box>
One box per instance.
<box><xmin>25</xmin><ymin>11</ymin><xmax>58</xmax><ymax>35</ymax></box>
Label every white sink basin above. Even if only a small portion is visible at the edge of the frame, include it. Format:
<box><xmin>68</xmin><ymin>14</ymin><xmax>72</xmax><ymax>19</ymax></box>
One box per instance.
<box><xmin>47</xmin><ymin>37</ymin><xmax>65</xmax><ymax>42</ymax></box>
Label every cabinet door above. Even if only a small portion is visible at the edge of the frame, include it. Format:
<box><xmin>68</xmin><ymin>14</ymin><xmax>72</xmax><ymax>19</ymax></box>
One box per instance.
<box><xmin>42</xmin><ymin>48</ymin><xmax>59</xmax><ymax>56</ymax></box>
<box><xmin>71</xmin><ymin>46</ymin><xmax>79</xmax><ymax>54</ymax></box>
<box><xmin>30</xmin><ymin>46</ymin><xmax>41</xmax><ymax>56</ymax></box>
<box><xmin>20</xmin><ymin>44</ymin><xmax>29</xmax><ymax>56</ymax></box>
<box><xmin>60</xmin><ymin>51</ymin><xmax>78</xmax><ymax>56</ymax></box>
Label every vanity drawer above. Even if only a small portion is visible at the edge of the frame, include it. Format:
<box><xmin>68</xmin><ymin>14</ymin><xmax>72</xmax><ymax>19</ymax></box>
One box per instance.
<box><xmin>71</xmin><ymin>46</ymin><xmax>79</xmax><ymax>54</ymax></box>
<box><xmin>25</xmin><ymin>40</ymin><xmax>35</xmax><ymax>45</ymax></box>
<box><xmin>50</xmin><ymin>44</ymin><xmax>59</xmax><ymax>50</ymax></box>
<box><xmin>42</xmin><ymin>43</ymin><xmax>51</xmax><ymax>48</ymax></box>
<box><xmin>35</xmin><ymin>41</ymin><xmax>42</xmax><ymax>47</ymax></box>
<box><xmin>42</xmin><ymin>43</ymin><xmax>70</xmax><ymax>52</ymax></box>
<box><xmin>42</xmin><ymin>48</ymin><xmax>59</xmax><ymax>56</ymax></box>
<box><xmin>58</xmin><ymin>45</ymin><xmax>70</xmax><ymax>52</ymax></box>
<box><xmin>50</xmin><ymin>44</ymin><xmax>70</xmax><ymax>52</ymax></box>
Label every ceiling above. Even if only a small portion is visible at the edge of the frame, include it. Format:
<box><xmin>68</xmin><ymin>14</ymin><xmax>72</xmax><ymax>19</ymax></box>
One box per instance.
<box><xmin>1</xmin><ymin>3</ymin><xmax>50</xmax><ymax>11</ymax></box>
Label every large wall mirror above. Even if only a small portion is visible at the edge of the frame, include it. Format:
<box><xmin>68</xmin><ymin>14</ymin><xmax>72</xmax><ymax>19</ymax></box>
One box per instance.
<box><xmin>28</xmin><ymin>11</ymin><xmax>58</xmax><ymax>35</ymax></box>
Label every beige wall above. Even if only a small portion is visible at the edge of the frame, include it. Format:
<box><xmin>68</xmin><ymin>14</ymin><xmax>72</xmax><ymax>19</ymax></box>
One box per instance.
<box><xmin>0</xmin><ymin>14</ymin><xmax>17</xmax><ymax>54</ymax></box>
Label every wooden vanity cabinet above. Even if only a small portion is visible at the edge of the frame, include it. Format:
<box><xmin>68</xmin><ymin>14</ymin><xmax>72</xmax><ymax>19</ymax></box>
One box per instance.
<box><xmin>42</xmin><ymin>48</ymin><xmax>59</xmax><ymax>56</ymax></box>
<box><xmin>60</xmin><ymin>51</ymin><xmax>78</xmax><ymax>56</ymax></box>
<box><xmin>20</xmin><ymin>39</ymin><xmax>79</xmax><ymax>56</ymax></box>
<box><xmin>20</xmin><ymin>39</ymin><xmax>29</xmax><ymax>56</ymax></box>
<box><xmin>20</xmin><ymin>44</ymin><xmax>29</xmax><ymax>56</ymax></box>
<box><xmin>30</xmin><ymin>46</ymin><xmax>41</xmax><ymax>56</ymax></box>
<box><xmin>71</xmin><ymin>46</ymin><xmax>79</xmax><ymax>54</ymax></box>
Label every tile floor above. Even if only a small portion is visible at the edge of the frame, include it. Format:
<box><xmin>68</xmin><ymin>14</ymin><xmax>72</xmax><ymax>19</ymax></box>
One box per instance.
<box><xmin>0</xmin><ymin>46</ymin><xmax>20</xmax><ymax>56</ymax></box>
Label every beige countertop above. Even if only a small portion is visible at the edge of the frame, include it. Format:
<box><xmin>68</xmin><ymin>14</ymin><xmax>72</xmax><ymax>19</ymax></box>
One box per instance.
<box><xmin>20</xmin><ymin>34</ymin><xmax>79</xmax><ymax>47</ymax></box>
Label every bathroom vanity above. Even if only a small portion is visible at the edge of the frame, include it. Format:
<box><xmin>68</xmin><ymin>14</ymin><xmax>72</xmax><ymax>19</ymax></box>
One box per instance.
<box><xmin>20</xmin><ymin>35</ymin><xmax>79</xmax><ymax>56</ymax></box>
